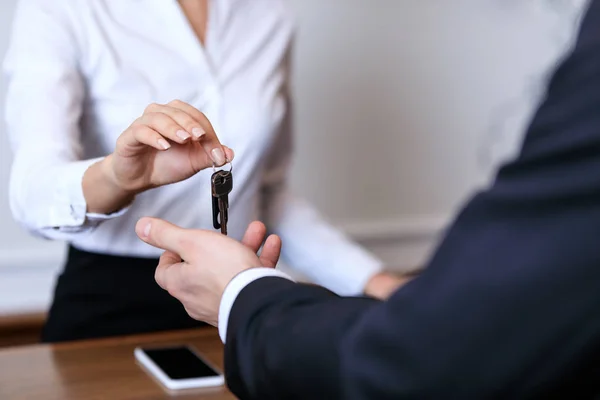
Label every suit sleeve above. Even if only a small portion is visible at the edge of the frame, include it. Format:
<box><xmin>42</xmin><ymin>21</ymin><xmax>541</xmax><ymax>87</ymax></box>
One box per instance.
<box><xmin>224</xmin><ymin>4</ymin><xmax>600</xmax><ymax>400</ymax></box>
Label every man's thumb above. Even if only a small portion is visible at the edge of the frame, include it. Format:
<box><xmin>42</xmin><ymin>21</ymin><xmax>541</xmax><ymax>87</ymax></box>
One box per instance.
<box><xmin>136</xmin><ymin>217</ymin><xmax>191</xmax><ymax>258</ymax></box>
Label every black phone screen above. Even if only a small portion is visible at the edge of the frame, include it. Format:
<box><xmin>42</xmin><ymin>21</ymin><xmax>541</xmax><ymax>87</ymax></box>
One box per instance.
<box><xmin>142</xmin><ymin>346</ymin><xmax>220</xmax><ymax>380</ymax></box>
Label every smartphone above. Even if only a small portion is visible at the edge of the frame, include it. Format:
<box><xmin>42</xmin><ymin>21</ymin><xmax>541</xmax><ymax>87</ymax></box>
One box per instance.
<box><xmin>134</xmin><ymin>345</ymin><xmax>225</xmax><ymax>390</ymax></box>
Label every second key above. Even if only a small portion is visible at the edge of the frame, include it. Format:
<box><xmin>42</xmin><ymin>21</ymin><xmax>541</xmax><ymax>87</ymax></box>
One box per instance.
<box><xmin>211</xmin><ymin>169</ymin><xmax>233</xmax><ymax>235</ymax></box>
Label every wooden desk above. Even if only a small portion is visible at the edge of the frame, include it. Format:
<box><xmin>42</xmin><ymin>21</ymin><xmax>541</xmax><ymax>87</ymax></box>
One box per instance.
<box><xmin>0</xmin><ymin>328</ymin><xmax>235</xmax><ymax>400</ymax></box>
<box><xmin>0</xmin><ymin>312</ymin><xmax>45</xmax><ymax>348</ymax></box>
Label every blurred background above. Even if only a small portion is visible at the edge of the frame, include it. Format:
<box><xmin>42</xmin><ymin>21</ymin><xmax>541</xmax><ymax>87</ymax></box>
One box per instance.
<box><xmin>0</xmin><ymin>1</ymin><xmax>570</xmax><ymax>316</ymax></box>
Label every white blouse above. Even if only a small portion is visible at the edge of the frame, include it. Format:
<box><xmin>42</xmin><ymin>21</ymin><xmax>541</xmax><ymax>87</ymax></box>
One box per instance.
<box><xmin>3</xmin><ymin>0</ymin><xmax>382</xmax><ymax>295</ymax></box>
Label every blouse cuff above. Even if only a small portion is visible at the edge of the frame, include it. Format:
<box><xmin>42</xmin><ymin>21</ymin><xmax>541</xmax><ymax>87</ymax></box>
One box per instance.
<box><xmin>49</xmin><ymin>157</ymin><xmax>130</xmax><ymax>231</ymax></box>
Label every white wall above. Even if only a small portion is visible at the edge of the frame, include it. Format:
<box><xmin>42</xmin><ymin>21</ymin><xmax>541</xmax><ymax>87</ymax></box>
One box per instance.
<box><xmin>288</xmin><ymin>0</ymin><xmax>575</xmax><ymax>256</ymax></box>
<box><xmin>0</xmin><ymin>0</ymin><xmax>574</xmax><ymax>314</ymax></box>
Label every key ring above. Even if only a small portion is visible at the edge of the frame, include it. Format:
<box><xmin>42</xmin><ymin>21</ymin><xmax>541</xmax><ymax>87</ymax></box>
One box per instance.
<box><xmin>212</xmin><ymin>160</ymin><xmax>233</xmax><ymax>174</ymax></box>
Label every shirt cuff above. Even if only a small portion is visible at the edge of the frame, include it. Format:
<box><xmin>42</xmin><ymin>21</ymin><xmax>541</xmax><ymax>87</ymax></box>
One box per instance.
<box><xmin>218</xmin><ymin>268</ymin><xmax>294</xmax><ymax>343</ymax></box>
<box><xmin>52</xmin><ymin>157</ymin><xmax>130</xmax><ymax>230</ymax></box>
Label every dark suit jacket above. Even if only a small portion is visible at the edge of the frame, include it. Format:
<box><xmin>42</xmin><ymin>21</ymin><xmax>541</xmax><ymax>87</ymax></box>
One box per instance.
<box><xmin>224</xmin><ymin>2</ymin><xmax>600</xmax><ymax>398</ymax></box>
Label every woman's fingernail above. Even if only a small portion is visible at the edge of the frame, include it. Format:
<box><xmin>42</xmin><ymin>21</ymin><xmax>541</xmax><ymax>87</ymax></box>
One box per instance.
<box><xmin>176</xmin><ymin>130</ymin><xmax>191</xmax><ymax>140</ymax></box>
<box><xmin>192</xmin><ymin>127</ymin><xmax>205</xmax><ymax>138</ymax></box>
<box><xmin>225</xmin><ymin>147</ymin><xmax>234</xmax><ymax>162</ymax></box>
<box><xmin>211</xmin><ymin>147</ymin><xmax>226</xmax><ymax>165</ymax></box>
<box><xmin>157</xmin><ymin>138</ymin><xmax>171</xmax><ymax>150</ymax></box>
<box><xmin>143</xmin><ymin>222</ymin><xmax>151</xmax><ymax>238</ymax></box>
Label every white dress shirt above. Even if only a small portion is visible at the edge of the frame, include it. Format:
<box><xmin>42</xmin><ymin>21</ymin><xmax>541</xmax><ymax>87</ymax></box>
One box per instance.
<box><xmin>3</xmin><ymin>0</ymin><xmax>383</xmax><ymax>296</ymax></box>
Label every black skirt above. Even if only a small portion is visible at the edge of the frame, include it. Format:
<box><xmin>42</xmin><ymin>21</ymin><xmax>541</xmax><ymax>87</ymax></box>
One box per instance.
<box><xmin>41</xmin><ymin>246</ymin><xmax>206</xmax><ymax>343</ymax></box>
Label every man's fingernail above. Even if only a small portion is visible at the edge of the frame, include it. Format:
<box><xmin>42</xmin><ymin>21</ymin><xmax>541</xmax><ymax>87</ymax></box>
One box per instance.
<box><xmin>192</xmin><ymin>127</ymin><xmax>205</xmax><ymax>138</ymax></box>
<box><xmin>143</xmin><ymin>222</ymin><xmax>151</xmax><ymax>238</ymax></box>
<box><xmin>157</xmin><ymin>138</ymin><xmax>171</xmax><ymax>150</ymax></box>
<box><xmin>211</xmin><ymin>147</ymin><xmax>226</xmax><ymax>165</ymax></box>
<box><xmin>176</xmin><ymin>130</ymin><xmax>191</xmax><ymax>140</ymax></box>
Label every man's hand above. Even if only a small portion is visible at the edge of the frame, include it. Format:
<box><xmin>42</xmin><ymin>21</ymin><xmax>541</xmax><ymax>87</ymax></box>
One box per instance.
<box><xmin>135</xmin><ymin>218</ymin><xmax>281</xmax><ymax>326</ymax></box>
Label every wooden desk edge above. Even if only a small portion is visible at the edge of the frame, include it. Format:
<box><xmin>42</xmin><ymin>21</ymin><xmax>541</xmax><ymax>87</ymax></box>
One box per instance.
<box><xmin>0</xmin><ymin>312</ymin><xmax>46</xmax><ymax>330</ymax></box>
<box><xmin>0</xmin><ymin>327</ymin><xmax>220</xmax><ymax>355</ymax></box>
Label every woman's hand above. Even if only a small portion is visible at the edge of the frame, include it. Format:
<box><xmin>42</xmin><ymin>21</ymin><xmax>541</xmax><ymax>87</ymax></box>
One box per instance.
<box><xmin>84</xmin><ymin>100</ymin><xmax>234</xmax><ymax>214</ymax></box>
<box><xmin>364</xmin><ymin>272</ymin><xmax>412</xmax><ymax>300</ymax></box>
<box><xmin>108</xmin><ymin>100</ymin><xmax>233</xmax><ymax>192</ymax></box>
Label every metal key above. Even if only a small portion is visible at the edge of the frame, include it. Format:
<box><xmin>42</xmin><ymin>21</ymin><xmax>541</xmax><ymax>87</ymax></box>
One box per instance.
<box><xmin>211</xmin><ymin>169</ymin><xmax>233</xmax><ymax>235</ymax></box>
